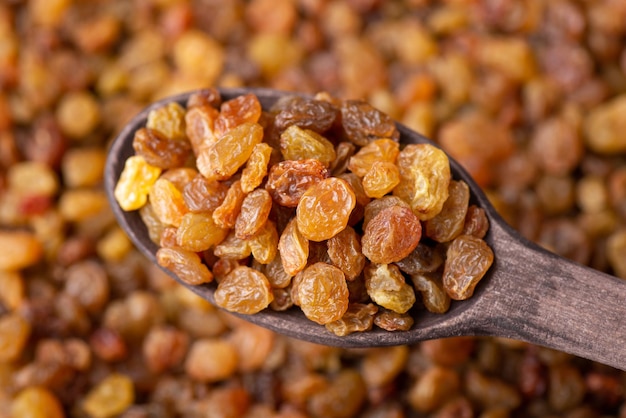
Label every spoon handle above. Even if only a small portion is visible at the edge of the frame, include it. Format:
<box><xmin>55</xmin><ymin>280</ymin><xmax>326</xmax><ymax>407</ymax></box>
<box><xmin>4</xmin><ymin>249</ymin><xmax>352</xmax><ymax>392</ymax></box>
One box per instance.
<box><xmin>478</xmin><ymin>219</ymin><xmax>626</xmax><ymax>370</ymax></box>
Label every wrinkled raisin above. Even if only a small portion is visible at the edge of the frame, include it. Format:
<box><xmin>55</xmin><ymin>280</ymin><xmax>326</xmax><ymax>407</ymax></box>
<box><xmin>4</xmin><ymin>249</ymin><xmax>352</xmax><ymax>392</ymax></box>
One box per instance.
<box><xmin>424</xmin><ymin>180</ymin><xmax>470</xmax><ymax>243</ymax></box>
<box><xmin>156</xmin><ymin>247</ymin><xmax>213</xmax><ymax>285</ymax></box>
<box><xmin>362</xmin><ymin>205</ymin><xmax>421</xmax><ymax>264</ymax></box>
<box><xmin>443</xmin><ymin>235</ymin><xmax>494</xmax><ymax>300</ymax></box>
<box><xmin>341</xmin><ymin>100</ymin><xmax>399</xmax><ymax>146</ymax></box>
<box><xmin>327</xmin><ymin>225</ymin><xmax>365</xmax><ymax>280</ymax></box>
<box><xmin>214</xmin><ymin>266</ymin><xmax>273</xmax><ymax>314</ymax></box>
<box><xmin>365</xmin><ymin>263</ymin><xmax>416</xmax><ymax>314</ymax></box>
<box><xmin>280</xmin><ymin>125</ymin><xmax>336</xmax><ymax>166</ymax></box>
<box><xmin>292</xmin><ymin>262</ymin><xmax>349</xmax><ymax>324</ymax></box>
<box><xmin>274</xmin><ymin>95</ymin><xmax>339</xmax><ymax>133</ymax></box>
<box><xmin>133</xmin><ymin>127</ymin><xmax>191</xmax><ymax>169</ymax></box>
<box><xmin>266</xmin><ymin>159</ymin><xmax>329</xmax><ymax>207</ymax></box>
<box><xmin>325</xmin><ymin>303</ymin><xmax>378</xmax><ymax>336</ymax></box>
<box><xmin>235</xmin><ymin>188</ymin><xmax>273</xmax><ymax>239</ymax></box>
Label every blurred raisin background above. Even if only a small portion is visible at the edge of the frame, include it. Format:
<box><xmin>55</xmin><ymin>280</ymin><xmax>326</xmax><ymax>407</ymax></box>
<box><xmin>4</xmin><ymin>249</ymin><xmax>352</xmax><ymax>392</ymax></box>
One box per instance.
<box><xmin>1</xmin><ymin>0</ymin><xmax>626</xmax><ymax>417</ymax></box>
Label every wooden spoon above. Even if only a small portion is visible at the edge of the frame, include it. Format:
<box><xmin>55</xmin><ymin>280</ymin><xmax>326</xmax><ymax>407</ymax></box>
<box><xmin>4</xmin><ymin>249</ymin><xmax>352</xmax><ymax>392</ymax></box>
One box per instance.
<box><xmin>105</xmin><ymin>87</ymin><xmax>626</xmax><ymax>370</ymax></box>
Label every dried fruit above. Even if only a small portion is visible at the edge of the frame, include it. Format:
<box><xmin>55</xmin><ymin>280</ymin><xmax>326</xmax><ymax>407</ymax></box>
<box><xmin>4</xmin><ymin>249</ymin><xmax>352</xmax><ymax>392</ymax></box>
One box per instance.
<box><xmin>348</xmin><ymin>138</ymin><xmax>400</xmax><ymax>177</ymax></box>
<box><xmin>235</xmin><ymin>188</ymin><xmax>273</xmax><ymax>239</ymax></box>
<box><xmin>133</xmin><ymin>127</ymin><xmax>191</xmax><ymax>169</ymax></box>
<box><xmin>394</xmin><ymin>143</ymin><xmax>451</xmax><ymax>220</ymax></box>
<box><xmin>176</xmin><ymin>212</ymin><xmax>229</xmax><ymax>252</ymax></box>
<box><xmin>156</xmin><ymin>247</ymin><xmax>213</xmax><ymax>285</ymax></box>
<box><xmin>149</xmin><ymin>177</ymin><xmax>188</xmax><ymax>227</ymax></box>
<box><xmin>274</xmin><ymin>95</ymin><xmax>339</xmax><ymax>133</ymax></box>
<box><xmin>241</xmin><ymin>142</ymin><xmax>273</xmax><ymax>193</ymax></box>
<box><xmin>364</xmin><ymin>263</ymin><xmax>416</xmax><ymax>314</ymax></box>
<box><xmin>424</xmin><ymin>180</ymin><xmax>470</xmax><ymax>243</ymax></box>
<box><xmin>341</xmin><ymin>100</ymin><xmax>399</xmax><ymax>146</ymax></box>
<box><xmin>362</xmin><ymin>160</ymin><xmax>401</xmax><ymax>198</ymax></box>
<box><xmin>278</xmin><ymin>218</ymin><xmax>309</xmax><ymax>276</ymax></box>
<box><xmin>292</xmin><ymin>262</ymin><xmax>349</xmax><ymax>324</ymax></box>
<box><xmin>280</xmin><ymin>125</ymin><xmax>336</xmax><ymax>166</ymax></box>
<box><xmin>411</xmin><ymin>272</ymin><xmax>451</xmax><ymax>314</ymax></box>
<box><xmin>327</xmin><ymin>225</ymin><xmax>365</xmax><ymax>280</ymax></box>
<box><xmin>443</xmin><ymin>235</ymin><xmax>494</xmax><ymax>300</ymax></box>
<box><xmin>266</xmin><ymin>158</ymin><xmax>329</xmax><ymax>207</ymax></box>
<box><xmin>296</xmin><ymin>177</ymin><xmax>356</xmax><ymax>241</ymax></box>
<box><xmin>325</xmin><ymin>303</ymin><xmax>378</xmax><ymax>336</ymax></box>
<box><xmin>114</xmin><ymin>155</ymin><xmax>162</xmax><ymax>211</ymax></box>
<box><xmin>362</xmin><ymin>205</ymin><xmax>422</xmax><ymax>264</ymax></box>
<box><xmin>214</xmin><ymin>266</ymin><xmax>274</xmax><ymax>314</ymax></box>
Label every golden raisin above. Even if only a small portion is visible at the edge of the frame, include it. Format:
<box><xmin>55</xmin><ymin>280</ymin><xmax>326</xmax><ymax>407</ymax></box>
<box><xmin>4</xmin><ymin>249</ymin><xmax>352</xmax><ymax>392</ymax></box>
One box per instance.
<box><xmin>212</xmin><ymin>180</ymin><xmax>246</xmax><ymax>229</ymax></box>
<box><xmin>362</xmin><ymin>161</ymin><xmax>401</xmax><ymax>199</ymax></box>
<box><xmin>214</xmin><ymin>93</ymin><xmax>262</xmax><ymax>137</ymax></box>
<box><xmin>326</xmin><ymin>225</ymin><xmax>365</xmax><ymax>280</ymax></box>
<box><xmin>235</xmin><ymin>188</ymin><xmax>273</xmax><ymax>239</ymax></box>
<box><xmin>278</xmin><ymin>218</ymin><xmax>309</xmax><ymax>276</ymax></box>
<box><xmin>280</xmin><ymin>125</ymin><xmax>336</xmax><ymax>166</ymax></box>
<box><xmin>214</xmin><ymin>266</ymin><xmax>274</xmax><ymax>314</ymax></box>
<box><xmin>241</xmin><ymin>142</ymin><xmax>273</xmax><ymax>193</ymax></box>
<box><xmin>296</xmin><ymin>177</ymin><xmax>356</xmax><ymax>241</ymax></box>
<box><xmin>424</xmin><ymin>180</ymin><xmax>470</xmax><ymax>243</ymax></box>
<box><xmin>114</xmin><ymin>155</ymin><xmax>162</xmax><ymax>211</ymax></box>
<box><xmin>156</xmin><ymin>247</ymin><xmax>213</xmax><ymax>285</ymax></box>
<box><xmin>149</xmin><ymin>177</ymin><xmax>188</xmax><ymax>227</ymax></box>
<box><xmin>292</xmin><ymin>262</ymin><xmax>349</xmax><ymax>324</ymax></box>
<box><xmin>348</xmin><ymin>138</ymin><xmax>400</xmax><ymax>177</ymax></box>
<box><xmin>362</xmin><ymin>205</ymin><xmax>422</xmax><ymax>264</ymax></box>
<box><xmin>133</xmin><ymin>127</ymin><xmax>191</xmax><ymax>169</ymax></box>
<box><xmin>176</xmin><ymin>212</ymin><xmax>229</xmax><ymax>252</ymax></box>
<box><xmin>443</xmin><ymin>235</ymin><xmax>494</xmax><ymax>300</ymax></box>
<box><xmin>365</xmin><ymin>263</ymin><xmax>416</xmax><ymax>314</ymax></box>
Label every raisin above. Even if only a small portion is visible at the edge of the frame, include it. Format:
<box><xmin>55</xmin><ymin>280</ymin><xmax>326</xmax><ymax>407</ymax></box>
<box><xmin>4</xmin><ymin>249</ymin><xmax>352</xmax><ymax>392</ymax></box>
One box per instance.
<box><xmin>362</xmin><ymin>205</ymin><xmax>422</xmax><ymax>264</ymax></box>
<box><xmin>325</xmin><ymin>303</ymin><xmax>378</xmax><ymax>336</ymax></box>
<box><xmin>394</xmin><ymin>143</ymin><xmax>451</xmax><ymax>220</ymax></box>
<box><xmin>330</xmin><ymin>141</ymin><xmax>356</xmax><ymax>176</ymax></box>
<box><xmin>185</xmin><ymin>105</ymin><xmax>220</xmax><ymax>156</ymax></box>
<box><xmin>425</xmin><ymin>180</ymin><xmax>470</xmax><ymax>243</ymax></box>
<box><xmin>443</xmin><ymin>235</ymin><xmax>494</xmax><ymax>300</ymax></box>
<box><xmin>363</xmin><ymin>195</ymin><xmax>410</xmax><ymax>230</ymax></box>
<box><xmin>266</xmin><ymin>159</ymin><xmax>329</xmax><ymax>207</ymax></box>
<box><xmin>235</xmin><ymin>188</ymin><xmax>273</xmax><ymax>240</ymax></box>
<box><xmin>274</xmin><ymin>95</ymin><xmax>339</xmax><ymax>133</ymax></box>
<box><xmin>149</xmin><ymin>178</ymin><xmax>188</xmax><ymax>227</ymax></box>
<box><xmin>249</xmin><ymin>219</ymin><xmax>279</xmax><ymax>264</ymax></box>
<box><xmin>196</xmin><ymin>122</ymin><xmax>263</xmax><ymax>182</ymax></box>
<box><xmin>411</xmin><ymin>272</ymin><xmax>451</xmax><ymax>314</ymax></box>
<box><xmin>176</xmin><ymin>212</ymin><xmax>229</xmax><ymax>252</ymax></box>
<box><xmin>186</xmin><ymin>87</ymin><xmax>221</xmax><ymax>109</ymax></box>
<box><xmin>296</xmin><ymin>177</ymin><xmax>356</xmax><ymax>241</ymax></box>
<box><xmin>341</xmin><ymin>99</ymin><xmax>399</xmax><ymax>146</ymax></box>
<box><xmin>463</xmin><ymin>205</ymin><xmax>490</xmax><ymax>239</ymax></box>
<box><xmin>132</xmin><ymin>127</ymin><xmax>191</xmax><ymax>169</ymax></box>
<box><xmin>327</xmin><ymin>225</ymin><xmax>365</xmax><ymax>280</ymax></box>
<box><xmin>278</xmin><ymin>218</ymin><xmax>309</xmax><ymax>276</ymax></box>
<box><xmin>212</xmin><ymin>180</ymin><xmax>246</xmax><ymax>229</ymax></box>
<box><xmin>214</xmin><ymin>266</ymin><xmax>273</xmax><ymax>314</ymax></box>
<box><xmin>213</xmin><ymin>231</ymin><xmax>251</xmax><ymax>260</ymax></box>
<box><xmin>146</xmin><ymin>102</ymin><xmax>187</xmax><ymax>140</ymax></box>
<box><xmin>114</xmin><ymin>155</ymin><xmax>162</xmax><ymax>211</ymax></box>
<box><xmin>182</xmin><ymin>173</ymin><xmax>229</xmax><ymax>213</ymax></box>
<box><xmin>260</xmin><ymin>252</ymin><xmax>292</xmax><ymax>288</ymax></box>
<box><xmin>156</xmin><ymin>247</ymin><xmax>213</xmax><ymax>285</ymax></box>
<box><xmin>159</xmin><ymin>167</ymin><xmax>197</xmax><ymax>191</ymax></box>
<box><xmin>241</xmin><ymin>142</ymin><xmax>273</xmax><ymax>193</ymax></box>
<box><xmin>348</xmin><ymin>138</ymin><xmax>400</xmax><ymax>177</ymax></box>
<box><xmin>292</xmin><ymin>262</ymin><xmax>349</xmax><ymax>324</ymax></box>
<box><xmin>395</xmin><ymin>243</ymin><xmax>445</xmax><ymax>275</ymax></box>
<box><xmin>365</xmin><ymin>263</ymin><xmax>416</xmax><ymax>314</ymax></box>
<box><xmin>280</xmin><ymin>125</ymin><xmax>336</xmax><ymax>166</ymax></box>
<box><xmin>362</xmin><ymin>161</ymin><xmax>401</xmax><ymax>199</ymax></box>
<box><xmin>374</xmin><ymin>308</ymin><xmax>415</xmax><ymax>331</ymax></box>
<box><xmin>214</xmin><ymin>93</ymin><xmax>262</xmax><ymax>137</ymax></box>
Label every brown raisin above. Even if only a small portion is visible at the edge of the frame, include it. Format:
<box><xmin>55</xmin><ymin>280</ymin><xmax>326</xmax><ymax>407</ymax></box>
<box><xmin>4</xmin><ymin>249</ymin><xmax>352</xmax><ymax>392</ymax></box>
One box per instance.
<box><xmin>235</xmin><ymin>188</ymin><xmax>273</xmax><ymax>240</ymax></box>
<box><xmin>266</xmin><ymin>159</ymin><xmax>329</xmax><ymax>207</ymax></box>
<box><xmin>443</xmin><ymin>235</ymin><xmax>494</xmax><ymax>300</ymax></box>
<box><xmin>424</xmin><ymin>180</ymin><xmax>470</xmax><ymax>243</ymax></box>
<box><xmin>411</xmin><ymin>273</ymin><xmax>451</xmax><ymax>314</ymax></box>
<box><xmin>214</xmin><ymin>93</ymin><xmax>262</xmax><ymax>137</ymax></box>
<box><xmin>341</xmin><ymin>100</ymin><xmax>399</xmax><ymax>146</ymax></box>
<box><xmin>133</xmin><ymin>127</ymin><xmax>191</xmax><ymax>169</ymax></box>
<box><xmin>182</xmin><ymin>173</ymin><xmax>229</xmax><ymax>213</ymax></box>
<box><xmin>274</xmin><ymin>96</ymin><xmax>339</xmax><ymax>133</ymax></box>
<box><xmin>327</xmin><ymin>225</ymin><xmax>365</xmax><ymax>280</ymax></box>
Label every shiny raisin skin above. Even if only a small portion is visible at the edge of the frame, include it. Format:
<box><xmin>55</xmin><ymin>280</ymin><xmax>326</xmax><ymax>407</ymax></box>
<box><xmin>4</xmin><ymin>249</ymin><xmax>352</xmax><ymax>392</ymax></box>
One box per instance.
<box><xmin>327</xmin><ymin>225</ymin><xmax>365</xmax><ymax>280</ymax></box>
<box><xmin>362</xmin><ymin>205</ymin><xmax>422</xmax><ymax>264</ymax></box>
<box><xmin>235</xmin><ymin>188</ymin><xmax>273</xmax><ymax>240</ymax></box>
<box><xmin>424</xmin><ymin>180</ymin><xmax>470</xmax><ymax>243</ymax></box>
<box><xmin>266</xmin><ymin>159</ymin><xmax>329</xmax><ymax>207</ymax></box>
<box><xmin>214</xmin><ymin>93</ymin><xmax>262</xmax><ymax>137</ymax></box>
<box><xmin>292</xmin><ymin>262</ymin><xmax>349</xmax><ymax>324</ymax></box>
<box><xmin>341</xmin><ymin>100</ymin><xmax>400</xmax><ymax>146</ymax></box>
<box><xmin>411</xmin><ymin>273</ymin><xmax>451</xmax><ymax>314</ymax></box>
<box><xmin>280</xmin><ymin>125</ymin><xmax>336</xmax><ymax>167</ymax></box>
<box><xmin>443</xmin><ymin>235</ymin><xmax>494</xmax><ymax>300</ymax></box>
<box><xmin>214</xmin><ymin>266</ymin><xmax>273</xmax><ymax>314</ymax></box>
<box><xmin>278</xmin><ymin>218</ymin><xmax>309</xmax><ymax>276</ymax></box>
<box><xmin>182</xmin><ymin>174</ymin><xmax>228</xmax><ymax>213</ymax></box>
<box><xmin>325</xmin><ymin>303</ymin><xmax>378</xmax><ymax>336</ymax></box>
<box><xmin>348</xmin><ymin>138</ymin><xmax>400</xmax><ymax>177</ymax></box>
<box><xmin>463</xmin><ymin>205</ymin><xmax>490</xmax><ymax>239</ymax></box>
<box><xmin>133</xmin><ymin>127</ymin><xmax>191</xmax><ymax>169</ymax></box>
<box><xmin>395</xmin><ymin>243</ymin><xmax>444</xmax><ymax>275</ymax></box>
<box><xmin>296</xmin><ymin>177</ymin><xmax>356</xmax><ymax>241</ymax></box>
<box><xmin>394</xmin><ymin>143</ymin><xmax>451</xmax><ymax>220</ymax></box>
<box><xmin>176</xmin><ymin>212</ymin><xmax>229</xmax><ymax>252</ymax></box>
<box><xmin>374</xmin><ymin>309</ymin><xmax>415</xmax><ymax>331</ymax></box>
<box><xmin>240</xmin><ymin>143</ymin><xmax>273</xmax><ymax>193</ymax></box>
<box><xmin>365</xmin><ymin>263</ymin><xmax>416</xmax><ymax>314</ymax></box>
<box><xmin>274</xmin><ymin>96</ymin><xmax>339</xmax><ymax>133</ymax></box>
<box><xmin>156</xmin><ymin>247</ymin><xmax>213</xmax><ymax>285</ymax></box>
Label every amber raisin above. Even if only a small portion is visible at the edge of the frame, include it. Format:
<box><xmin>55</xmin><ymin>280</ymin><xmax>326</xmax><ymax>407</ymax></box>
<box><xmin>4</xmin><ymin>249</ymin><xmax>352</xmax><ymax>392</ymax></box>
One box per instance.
<box><xmin>362</xmin><ymin>205</ymin><xmax>422</xmax><ymax>264</ymax></box>
<box><xmin>241</xmin><ymin>142</ymin><xmax>273</xmax><ymax>193</ymax></box>
<box><xmin>296</xmin><ymin>177</ymin><xmax>356</xmax><ymax>241</ymax></box>
<box><xmin>214</xmin><ymin>266</ymin><xmax>273</xmax><ymax>314</ymax></box>
<box><xmin>156</xmin><ymin>247</ymin><xmax>213</xmax><ymax>285</ymax></box>
<box><xmin>212</xmin><ymin>180</ymin><xmax>246</xmax><ymax>229</ymax></box>
<box><xmin>325</xmin><ymin>303</ymin><xmax>378</xmax><ymax>336</ymax></box>
<box><xmin>249</xmin><ymin>219</ymin><xmax>279</xmax><ymax>264</ymax></box>
<box><xmin>292</xmin><ymin>262</ymin><xmax>349</xmax><ymax>324</ymax></box>
<box><xmin>149</xmin><ymin>178</ymin><xmax>188</xmax><ymax>227</ymax></box>
<box><xmin>395</xmin><ymin>242</ymin><xmax>445</xmax><ymax>275</ymax></box>
<box><xmin>362</xmin><ymin>161</ymin><xmax>401</xmax><ymax>199</ymax></box>
<box><xmin>146</xmin><ymin>102</ymin><xmax>187</xmax><ymax>140</ymax></box>
<box><xmin>278</xmin><ymin>218</ymin><xmax>309</xmax><ymax>276</ymax></box>
<box><xmin>185</xmin><ymin>105</ymin><xmax>220</xmax><ymax>156</ymax></box>
<box><xmin>182</xmin><ymin>174</ymin><xmax>229</xmax><ymax>213</ymax></box>
<box><xmin>424</xmin><ymin>180</ymin><xmax>470</xmax><ymax>243</ymax></box>
<box><xmin>266</xmin><ymin>159</ymin><xmax>329</xmax><ymax>207</ymax></box>
<box><xmin>214</xmin><ymin>93</ymin><xmax>262</xmax><ymax>137</ymax></box>
<box><xmin>133</xmin><ymin>127</ymin><xmax>191</xmax><ymax>169</ymax></box>
<box><xmin>374</xmin><ymin>308</ymin><xmax>415</xmax><ymax>331</ymax></box>
<box><xmin>341</xmin><ymin>99</ymin><xmax>399</xmax><ymax>146</ymax></box>
<box><xmin>213</xmin><ymin>231</ymin><xmax>251</xmax><ymax>260</ymax></box>
<box><xmin>348</xmin><ymin>138</ymin><xmax>400</xmax><ymax>177</ymax></box>
<box><xmin>463</xmin><ymin>205</ymin><xmax>490</xmax><ymax>239</ymax></box>
<box><xmin>443</xmin><ymin>235</ymin><xmax>494</xmax><ymax>300</ymax></box>
<box><xmin>330</xmin><ymin>141</ymin><xmax>356</xmax><ymax>176</ymax></box>
<box><xmin>327</xmin><ymin>225</ymin><xmax>365</xmax><ymax>280</ymax></box>
<box><xmin>235</xmin><ymin>188</ymin><xmax>273</xmax><ymax>240</ymax></box>
<box><xmin>197</xmin><ymin>122</ymin><xmax>264</xmax><ymax>182</ymax></box>
<box><xmin>365</xmin><ymin>263</ymin><xmax>416</xmax><ymax>314</ymax></box>
<box><xmin>362</xmin><ymin>195</ymin><xmax>410</xmax><ymax>230</ymax></box>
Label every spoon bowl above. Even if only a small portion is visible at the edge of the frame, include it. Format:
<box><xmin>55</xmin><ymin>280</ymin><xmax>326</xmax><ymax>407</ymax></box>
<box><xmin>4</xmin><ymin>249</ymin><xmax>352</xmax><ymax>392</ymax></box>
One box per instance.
<box><xmin>106</xmin><ymin>87</ymin><xmax>626</xmax><ymax>370</ymax></box>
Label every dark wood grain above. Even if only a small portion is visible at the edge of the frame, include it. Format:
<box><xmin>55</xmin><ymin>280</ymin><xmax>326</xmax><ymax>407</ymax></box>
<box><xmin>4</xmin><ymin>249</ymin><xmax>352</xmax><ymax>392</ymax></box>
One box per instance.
<box><xmin>105</xmin><ymin>87</ymin><xmax>626</xmax><ymax>371</ymax></box>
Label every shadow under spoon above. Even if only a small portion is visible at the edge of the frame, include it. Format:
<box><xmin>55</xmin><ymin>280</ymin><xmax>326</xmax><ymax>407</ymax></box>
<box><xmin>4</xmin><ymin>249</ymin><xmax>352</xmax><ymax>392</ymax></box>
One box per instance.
<box><xmin>105</xmin><ymin>87</ymin><xmax>626</xmax><ymax>371</ymax></box>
